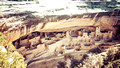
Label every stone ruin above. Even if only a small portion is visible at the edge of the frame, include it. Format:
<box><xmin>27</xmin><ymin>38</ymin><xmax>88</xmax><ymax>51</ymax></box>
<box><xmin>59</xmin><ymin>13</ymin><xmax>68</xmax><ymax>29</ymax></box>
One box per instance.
<box><xmin>0</xmin><ymin>10</ymin><xmax>120</xmax><ymax>67</ymax></box>
<box><xmin>12</xmin><ymin>26</ymin><xmax>115</xmax><ymax>52</ymax></box>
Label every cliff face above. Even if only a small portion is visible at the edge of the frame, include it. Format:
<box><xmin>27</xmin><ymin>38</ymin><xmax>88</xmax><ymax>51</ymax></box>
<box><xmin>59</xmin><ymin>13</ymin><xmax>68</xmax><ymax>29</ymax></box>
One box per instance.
<box><xmin>0</xmin><ymin>11</ymin><xmax>119</xmax><ymax>45</ymax></box>
<box><xmin>1</xmin><ymin>11</ymin><xmax>120</xmax><ymax>68</ymax></box>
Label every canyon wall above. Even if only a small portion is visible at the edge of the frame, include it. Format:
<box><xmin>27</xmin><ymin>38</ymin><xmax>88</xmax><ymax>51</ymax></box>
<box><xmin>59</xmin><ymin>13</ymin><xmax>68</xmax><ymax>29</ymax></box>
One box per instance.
<box><xmin>0</xmin><ymin>11</ymin><xmax>120</xmax><ymax>44</ymax></box>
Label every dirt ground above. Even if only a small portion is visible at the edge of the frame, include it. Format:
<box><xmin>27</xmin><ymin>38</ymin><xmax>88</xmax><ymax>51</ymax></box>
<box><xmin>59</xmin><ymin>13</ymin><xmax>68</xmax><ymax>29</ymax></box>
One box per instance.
<box><xmin>25</xmin><ymin>40</ymin><xmax>101</xmax><ymax>68</ymax></box>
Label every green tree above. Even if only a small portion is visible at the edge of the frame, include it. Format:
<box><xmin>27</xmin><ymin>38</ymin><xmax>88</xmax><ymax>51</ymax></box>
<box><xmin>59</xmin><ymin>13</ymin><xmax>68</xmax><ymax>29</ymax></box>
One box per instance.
<box><xmin>0</xmin><ymin>32</ymin><xmax>26</xmax><ymax>68</ymax></box>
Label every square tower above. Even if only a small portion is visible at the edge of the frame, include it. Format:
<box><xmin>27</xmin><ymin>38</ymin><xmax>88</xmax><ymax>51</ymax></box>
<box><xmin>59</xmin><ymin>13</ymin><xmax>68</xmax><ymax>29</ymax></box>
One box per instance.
<box><xmin>96</xmin><ymin>26</ymin><xmax>101</xmax><ymax>37</ymax></box>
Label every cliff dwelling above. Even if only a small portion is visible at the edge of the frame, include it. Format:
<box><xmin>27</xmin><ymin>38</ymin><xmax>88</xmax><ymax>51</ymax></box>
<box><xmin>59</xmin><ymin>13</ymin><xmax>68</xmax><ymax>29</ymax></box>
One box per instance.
<box><xmin>1</xmin><ymin>11</ymin><xmax>119</xmax><ymax>68</ymax></box>
<box><xmin>0</xmin><ymin>1</ymin><xmax>120</xmax><ymax>68</ymax></box>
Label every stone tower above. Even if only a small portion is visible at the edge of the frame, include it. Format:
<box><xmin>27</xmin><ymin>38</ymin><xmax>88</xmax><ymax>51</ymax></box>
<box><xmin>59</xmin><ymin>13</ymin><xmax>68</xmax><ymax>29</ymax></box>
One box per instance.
<box><xmin>95</xmin><ymin>27</ymin><xmax>101</xmax><ymax>37</ymax></box>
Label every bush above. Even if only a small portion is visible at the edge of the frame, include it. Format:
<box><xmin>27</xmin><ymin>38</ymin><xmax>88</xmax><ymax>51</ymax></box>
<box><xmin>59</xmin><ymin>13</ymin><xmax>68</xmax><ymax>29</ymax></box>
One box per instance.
<box><xmin>77</xmin><ymin>53</ymin><xmax>103</xmax><ymax>68</ymax></box>
<box><xmin>0</xmin><ymin>32</ymin><xmax>26</xmax><ymax>68</ymax></box>
<box><xmin>0</xmin><ymin>32</ymin><xmax>6</xmax><ymax>45</ymax></box>
<box><xmin>76</xmin><ymin>47</ymin><xmax>120</xmax><ymax>68</ymax></box>
<box><xmin>103</xmin><ymin>48</ymin><xmax>120</xmax><ymax>68</ymax></box>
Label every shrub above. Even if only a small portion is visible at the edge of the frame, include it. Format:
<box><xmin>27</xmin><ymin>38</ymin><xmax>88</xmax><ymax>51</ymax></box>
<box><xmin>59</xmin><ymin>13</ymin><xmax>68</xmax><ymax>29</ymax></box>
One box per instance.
<box><xmin>0</xmin><ymin>32</ymin><xmax>26</xmax><ymax>68</ymax></box>
<box><xmin>0</xmin><ymin>32</ymin><xmax>6</xmax><ymax>45</ymax></box>
<box><xmin>103</xmin><ymin>48</ymin><xmax>120</xmax><ymax>68</ymax></box>
<box><xmin>76</xmin><ymin>47</ymin><xmax>120</xmax><ymax>68</ymax></box>
<box><xmin>78</xmin><ymin>53</ymin><xmax>103</xmax><ymax>68</ymax></box>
